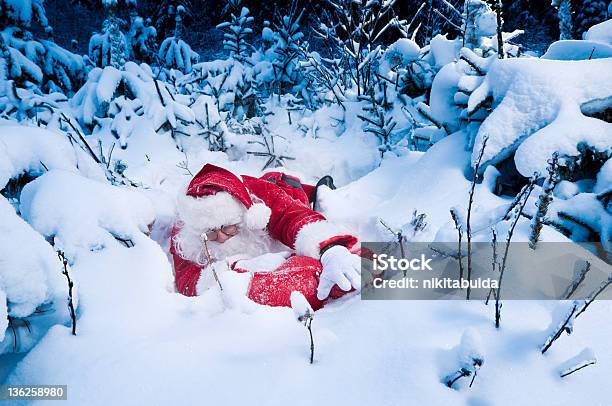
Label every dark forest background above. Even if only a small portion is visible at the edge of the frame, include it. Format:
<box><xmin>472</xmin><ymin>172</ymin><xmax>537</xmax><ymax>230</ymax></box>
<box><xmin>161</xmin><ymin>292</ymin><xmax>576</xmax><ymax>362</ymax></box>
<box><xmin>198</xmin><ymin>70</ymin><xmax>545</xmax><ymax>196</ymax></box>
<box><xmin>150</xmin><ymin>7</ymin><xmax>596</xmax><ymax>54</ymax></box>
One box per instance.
<box><xmin>40</xmin><ymin>0</ymin><xmax>606</xmax><ymax>59</ymax></box>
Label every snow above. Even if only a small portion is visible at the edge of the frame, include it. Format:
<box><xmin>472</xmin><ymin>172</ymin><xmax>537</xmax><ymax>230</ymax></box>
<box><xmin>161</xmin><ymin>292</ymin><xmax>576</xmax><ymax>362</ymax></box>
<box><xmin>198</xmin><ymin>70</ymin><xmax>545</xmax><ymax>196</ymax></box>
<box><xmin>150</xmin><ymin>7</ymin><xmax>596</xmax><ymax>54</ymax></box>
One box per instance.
<box><xmin>96</xmin><ymin>66</ymin><xmax>124</xmax><ymax>103</ymax></box>
<box><xmin>558</xmin><ymin>347</ymin><xmax>597</xmax><ymax>377</ymax></box>
<box><xmin>1</xmin><ymin>106</ymin><xmax>612</xmax><ymax>405</ymax></box>
<box><xmin>429</xmin><ymin>62</ymin><xmax>463</xmax><ymax>131</ymax></box>
<box><xmin>595</xmin><ymin>159</ymin><xmax>612</xmax><ymax>194</ymax></box>
<box><xmin>584</xmin><ymin>19</ymin><xmax>612</xmax><ymax>44</ymax></box>
<box><xmin>428</xmin><ymin>34</ymin><xmax>461</xmax><ymax>67</ymax></box>
<box><xmin>554</xmin><ymin>180</ymin><xmax>580</xmax><ymax>199</ymax></box>
<box><xmin>542</xmin><ymin>40</ymin><xmax>612</xmax><ymax>60</ymax></box>
<box><xmin>0</xmin><ymin>290</ymin><xmax>7</xmax><ymax>343</ymax></box>
<box><xmin>452</xmin><ymin>328</ymin><xmax>485</xmax><ymax>380</ymax></box>
<box><xmin>290</xmin><ymin>291</ymin><xmax>313</xmax><ymax>319</ymax></box>
<box><xmin>19</xmin><ymin>170</ymin><xmax>155</xmax><ymax>258</ymax></box>
<box><xmin>380</xmin><ymin>38</ymin><xmax>421</xmax><ymax>74</ymax></box>
<box><xmin>158</xmin><ymin>37</ymin><xmax>199</xmax><ymax>73</ymax></box>
<box><xmin>470</xmin><ymin>57</ymin><xmax>612</xmax><ymax>176</ymax></box>
<box><xmin>0</xmin><ymin>125</ymin><xmax>78</xmax><ymax>189</ymax></box>
<box><xmin>1</xmin><ymin>6</ymin><xmax>612</xmax><ymax>405</ymax></box>
<box><xmin>0</xmin><ymin>197</ymin><xmax>71</xmax><ymax>356</ymax></box>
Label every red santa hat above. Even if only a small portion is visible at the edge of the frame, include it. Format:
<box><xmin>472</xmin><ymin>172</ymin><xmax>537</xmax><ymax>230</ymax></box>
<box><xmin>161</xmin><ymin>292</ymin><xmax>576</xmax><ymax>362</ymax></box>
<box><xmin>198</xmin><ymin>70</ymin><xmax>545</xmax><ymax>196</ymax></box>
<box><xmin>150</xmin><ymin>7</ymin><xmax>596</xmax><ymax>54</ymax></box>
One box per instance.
<box><xmin>177</xmin><ymin>164</ymin><xmax>271</xmax><ymax>232</ymax></box>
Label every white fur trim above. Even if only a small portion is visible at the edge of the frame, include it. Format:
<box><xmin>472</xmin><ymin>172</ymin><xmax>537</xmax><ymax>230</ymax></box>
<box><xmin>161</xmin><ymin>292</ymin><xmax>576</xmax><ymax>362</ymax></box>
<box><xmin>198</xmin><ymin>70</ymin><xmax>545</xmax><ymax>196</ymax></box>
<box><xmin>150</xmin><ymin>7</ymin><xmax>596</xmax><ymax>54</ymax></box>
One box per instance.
<box><xmin>294</xmin><ymin>220</ymin><xmax>348</xmax><ymax>259</ymax></box>
<box><xmin>176</xmin><ymin>191</ymin><xmax>245</xmax><ymax>233</ymax></box>
<box><xmin>243</xmin><ymin>203</ymin><xmax>271</xmax><ymax>230</ymax></box>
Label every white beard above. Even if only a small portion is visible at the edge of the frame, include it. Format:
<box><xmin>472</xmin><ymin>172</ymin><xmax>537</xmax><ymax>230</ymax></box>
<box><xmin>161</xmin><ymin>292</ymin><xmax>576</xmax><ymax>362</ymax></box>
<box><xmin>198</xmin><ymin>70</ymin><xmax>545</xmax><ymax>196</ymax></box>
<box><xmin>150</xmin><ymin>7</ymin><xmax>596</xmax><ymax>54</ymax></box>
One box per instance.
<box><xmin>173</xmin><ymin>224</ymin><xmax>288</xmax><ymax>266</ymax></box>
<box><xmin>207</xmin><ymin>228</ymin><xmax>282</xmax><ymax>261</ymax></box>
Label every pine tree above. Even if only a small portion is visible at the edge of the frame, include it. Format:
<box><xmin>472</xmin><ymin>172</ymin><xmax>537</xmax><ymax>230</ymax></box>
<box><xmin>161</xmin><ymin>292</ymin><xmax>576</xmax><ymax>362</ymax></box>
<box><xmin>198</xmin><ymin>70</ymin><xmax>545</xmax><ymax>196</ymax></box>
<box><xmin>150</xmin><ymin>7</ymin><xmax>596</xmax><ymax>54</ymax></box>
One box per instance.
<box><xmin>573</xmin><ymin>0</ymin><xmax>608</xmax><ymax>37</ymax></box>
<box><xmin>553</xmin><ymin>0</ymin><xmax>574</xmax><ymax>40</ymax></box>
<box><xmin>152</xmin><ymin>0</ymin><xmax>193</xmax><ymax>42</ymax></box>
<box><xmin>0</xmin><ymin>0</ymin><xmax>86</xmax><ymax>93</ymax></box>
<box><xmin>89</xmin><ymin>0</ymin><xmax>134</xmax><ymax>68</ymax></box>
<box><xmin>269</xmin><ymin>0</ymin><xmax>305</xmax><ymax>94</ymax></box>
<box><xmin>158</xmin><ymin>5</ymin><xmax>199</xmax><ymax>73</ymax></box>
<box><xmin>127</xmin><ymin>15</ymin><xmax>157</xmax><ymax>64</ymax></box>
<box><xmin>216</xmin><ymin>0</ymin><xmax>254</xmax><ymax>60</ymax></box>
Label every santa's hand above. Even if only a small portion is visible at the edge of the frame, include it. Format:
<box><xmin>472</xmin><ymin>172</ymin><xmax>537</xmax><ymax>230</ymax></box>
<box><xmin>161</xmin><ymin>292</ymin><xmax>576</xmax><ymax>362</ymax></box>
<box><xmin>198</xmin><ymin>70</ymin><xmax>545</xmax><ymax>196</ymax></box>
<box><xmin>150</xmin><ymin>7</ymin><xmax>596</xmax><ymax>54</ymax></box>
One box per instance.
<box><xmin>318</xmin><ymin>245</ymin><xmax>361</xmax><ymax>300</ymax></box>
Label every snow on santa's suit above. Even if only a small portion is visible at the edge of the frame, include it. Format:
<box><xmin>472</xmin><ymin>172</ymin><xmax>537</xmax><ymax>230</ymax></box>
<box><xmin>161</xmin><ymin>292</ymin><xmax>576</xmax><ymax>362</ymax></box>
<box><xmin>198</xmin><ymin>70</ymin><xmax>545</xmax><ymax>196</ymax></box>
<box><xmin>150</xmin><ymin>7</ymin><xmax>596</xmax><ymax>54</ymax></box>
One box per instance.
<box><xmin>170</xmin><ymin>164</ymin><xmax>358</xmax><ymax>310</ymax></box>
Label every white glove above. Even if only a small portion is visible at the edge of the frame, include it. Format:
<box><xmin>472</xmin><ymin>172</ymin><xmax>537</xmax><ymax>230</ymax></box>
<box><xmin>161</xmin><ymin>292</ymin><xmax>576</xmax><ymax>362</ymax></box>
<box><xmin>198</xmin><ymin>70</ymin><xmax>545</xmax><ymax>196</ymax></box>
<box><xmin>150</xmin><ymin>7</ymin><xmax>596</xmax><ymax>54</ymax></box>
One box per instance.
<box><xmin>318</xmin><ymin>245</ymin><xmax>361</xmax><ymax>300</ymax></box>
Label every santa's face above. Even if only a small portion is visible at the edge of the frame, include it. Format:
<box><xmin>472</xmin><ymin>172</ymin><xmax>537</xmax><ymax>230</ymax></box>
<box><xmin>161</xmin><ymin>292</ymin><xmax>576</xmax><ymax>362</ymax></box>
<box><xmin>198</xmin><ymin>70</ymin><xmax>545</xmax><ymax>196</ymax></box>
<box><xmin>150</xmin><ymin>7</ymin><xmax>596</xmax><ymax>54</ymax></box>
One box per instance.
<box><xmin>205</xmin><ymin>224</ymin><xmax>240</xmax><ymax>243</ymax></box>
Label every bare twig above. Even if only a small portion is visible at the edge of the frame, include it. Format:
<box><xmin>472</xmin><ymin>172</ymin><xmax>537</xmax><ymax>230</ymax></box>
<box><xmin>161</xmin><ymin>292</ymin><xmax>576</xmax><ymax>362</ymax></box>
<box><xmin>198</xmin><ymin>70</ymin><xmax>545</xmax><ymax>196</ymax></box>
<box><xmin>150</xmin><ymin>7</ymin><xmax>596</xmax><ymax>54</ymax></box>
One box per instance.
<box><xmin>450</xmin><ymin>208</ymin><xmax>464</xmax><ymax>281</ymax></box>
<box><xmin>57</xmin><ymin>251</ymin><xmax>77</xmax><ymax>335</ymax></box>
<box><xmin>201</xmin><ymin>235</ymin><xmax>224</xmax><ymax>291</ymax></box>
<box><xmin>560</xmin><ymin>359</ymin><xmax>596</xmax><ymax>378</ymax></box>
<box><xmin>575</xmin><ymin>274</ymin><xmax>612</xmax><ymax>318</ymax></box>
<box><xmin>563</xmin><ymin>261</ymin><xmax>591</xmax><ymax>300</ymax></box>
<box><xmin>467</xmin><ymin>137</ymin><xmax>488</xmax><ymax>299</ymax></box>
<box><xmin>485</xmin><ymin>228</ymin><xmax>498</xmax><ymax>305</ymax></box>
<box><xmin>541</xmin><ymin>302</ymin><xmax>579</xmax><ymax>354</ymax></box>
<box><xmin>495</xmin><ymin>176</ymin><xmax>537</xmax><ymax>328</ymax></box>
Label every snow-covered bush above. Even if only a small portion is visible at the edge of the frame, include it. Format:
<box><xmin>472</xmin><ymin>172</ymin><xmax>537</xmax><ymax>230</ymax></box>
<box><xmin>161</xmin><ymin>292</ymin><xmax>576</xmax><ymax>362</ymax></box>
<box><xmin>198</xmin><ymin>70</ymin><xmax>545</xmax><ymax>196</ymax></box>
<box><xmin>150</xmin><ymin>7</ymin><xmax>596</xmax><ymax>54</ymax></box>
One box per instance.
<box><xmin>468</xmin><ymin>57</ymin><xmax>612</xmax><ymax>178</ymax></box>
<box><xmin>20</xmin><ymin>169</ymin><xmax>155</xmax><ymax>256</ymax></box>
<box><xmin>0</xmin><ymin>196</ymin><xmax>71</xmax><ymax>354</ymax></box>
<box><xmin>0</xmin><ymin>124</ymin><xmax>81</xmax><ymax>193</ymax></box>
<box><xmin>71</xmin><ymin>62</ymin><xmax>200</xmax><ymax>147</ymax></box>
<box><xmin>312</xmin><ymin>0</ymin><xmax>399</xmax><ymax>97</ymax></box>
<box><xmin>0</xmin><ymin>0</ymin><xmax>49</xmax><ymax>28</ymax></box>
<box><xmin>463</xmin><ymin>0</ymin><xmax>498</xmax><ymax>50</ymax></box>
<box><xmin>379</xmin><ymin>38</ymin><xmax>434</xmax><ymax>99</ymax></box>
<box><xmin>178</xmin><ymin>59</ymin><xmax>260</xmax><ymax>119</ymax></box>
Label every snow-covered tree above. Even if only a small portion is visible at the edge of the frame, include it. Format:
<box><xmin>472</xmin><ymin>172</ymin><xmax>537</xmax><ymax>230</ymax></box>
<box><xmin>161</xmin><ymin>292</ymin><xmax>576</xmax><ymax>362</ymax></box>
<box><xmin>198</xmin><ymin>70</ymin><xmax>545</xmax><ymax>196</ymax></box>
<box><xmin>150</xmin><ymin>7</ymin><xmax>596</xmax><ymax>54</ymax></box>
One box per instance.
<box><xmin>409</xmin><ymin>0</ymin><xmax>465</xmax><ymax>46</ymax></box>
<box><xmin>0</xmin><ymin>0</ymin><xmax>48</xmax><ymax>27</ymax></box>
<box><xmin>158</xmin><ymin>5</ymin><xmax>199</xmax><ymax>73</ymax></box>
<box><xmin>71</xmin><ymin>62</ymin><xmax>200</xmax><ymax>148</ymax></box>
<box><xmin>127</xmin><ymin>15</ymin><xmax>157</xmax><ymax>64</ymax></box>
<box><xmin>553</xmin><ymin>0</ymin><xmax>574</xmax><ymax>40</ymax></box>
<box><xmin>216</xmin><ymin>0</ymin><xmax>254</xmax><ymax>60</ymax></box>
<box><xmin>0</xmin><ymin>0</ymin><xmax>86</xmax><ymax>93</ymax></box>
<box><xmin>152</xmin><ymin>0</ymin><xmax>192</xmax><ymax>42</ymax></box>
<box><xmin>269</xmin><ymin>2</ymin><xmax>305</xmax><ymax>95</ymax></box>
<box><xmin>89</xmin><ymin>0</ymin><xmax>135</xmax><ymax>69</ymax></box>
<box><xmin>463</xmin><ymin>0</ymin><xmax>498</xmax><ymax>50</ymax></box>
<box><xmin>574</xmin><ymin>0</ymin><xmax>608</xmax><ymax>37</ymax></box>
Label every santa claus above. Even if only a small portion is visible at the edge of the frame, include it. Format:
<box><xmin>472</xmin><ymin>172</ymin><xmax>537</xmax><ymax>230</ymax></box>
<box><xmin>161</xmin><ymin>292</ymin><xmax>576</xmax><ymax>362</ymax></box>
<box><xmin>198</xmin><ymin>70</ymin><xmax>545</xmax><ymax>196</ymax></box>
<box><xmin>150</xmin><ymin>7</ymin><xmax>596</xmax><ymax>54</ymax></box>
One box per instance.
<box><xmin>170</xmin><ymin>164</ymin><xmax>361</xmax><ymax>310</ymax></box>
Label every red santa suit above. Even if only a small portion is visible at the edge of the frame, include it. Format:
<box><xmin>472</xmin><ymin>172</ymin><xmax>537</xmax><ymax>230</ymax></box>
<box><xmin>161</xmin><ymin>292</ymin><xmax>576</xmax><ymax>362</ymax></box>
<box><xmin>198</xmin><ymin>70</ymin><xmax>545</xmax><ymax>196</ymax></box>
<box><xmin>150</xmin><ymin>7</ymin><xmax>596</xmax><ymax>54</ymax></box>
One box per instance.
<box><xmin>170</xmin><ymin>164</ymin><xmax>359</xmax><ymax>310</ymax></box>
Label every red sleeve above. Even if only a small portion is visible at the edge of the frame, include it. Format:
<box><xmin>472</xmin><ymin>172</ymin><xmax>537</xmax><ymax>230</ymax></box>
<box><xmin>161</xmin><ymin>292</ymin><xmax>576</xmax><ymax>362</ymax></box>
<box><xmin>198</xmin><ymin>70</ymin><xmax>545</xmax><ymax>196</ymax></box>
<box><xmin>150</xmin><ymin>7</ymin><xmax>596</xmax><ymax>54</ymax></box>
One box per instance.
<box><xmin>170</xmin><ymin>226</ymin><xmax>202</xmax><ymax>296</ymax></box>
<box><xmin>243</xmin><ymin>176</ymin><xmax>357</xmax><ymax>258</ymax></box>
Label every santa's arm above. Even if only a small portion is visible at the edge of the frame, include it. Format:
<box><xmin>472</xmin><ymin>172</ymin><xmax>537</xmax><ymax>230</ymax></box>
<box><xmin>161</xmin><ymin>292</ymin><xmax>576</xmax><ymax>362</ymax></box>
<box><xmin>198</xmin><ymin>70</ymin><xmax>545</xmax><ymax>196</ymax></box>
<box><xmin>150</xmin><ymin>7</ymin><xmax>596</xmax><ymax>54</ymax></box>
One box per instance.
<box><xmin>171</xmin><ymin>244</ymin><xmax>203</xmax><ymax>296</ymax></box>
<box><xmin>243</xmin><ymin>176</ymin><xmax>357</xmax><ymax>259</ymax></box>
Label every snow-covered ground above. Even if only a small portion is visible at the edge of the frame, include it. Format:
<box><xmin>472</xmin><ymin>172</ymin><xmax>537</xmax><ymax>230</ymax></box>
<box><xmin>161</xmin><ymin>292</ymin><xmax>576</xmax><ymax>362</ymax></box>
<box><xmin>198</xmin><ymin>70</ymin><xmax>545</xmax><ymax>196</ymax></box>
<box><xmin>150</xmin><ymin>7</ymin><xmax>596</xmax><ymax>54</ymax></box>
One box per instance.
<box><xmin>1</xmin><ymin>115</ymin><xmax>611</xmax><ymax>405</ymax></box>
<box><xmin>1</xmin><ymin>2</ymin><xmax>611</xmax><ymax>404</ymax></box>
